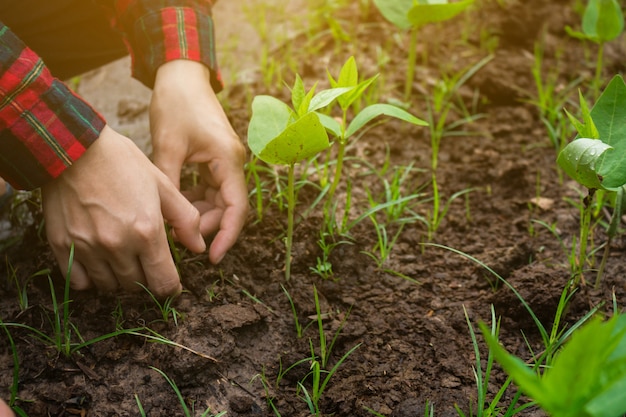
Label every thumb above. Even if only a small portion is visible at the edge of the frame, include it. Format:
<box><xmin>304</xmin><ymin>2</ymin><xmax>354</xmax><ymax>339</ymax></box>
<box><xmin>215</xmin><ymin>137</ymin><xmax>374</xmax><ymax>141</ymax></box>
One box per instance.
<box><xmin>158</xmin><ymin>176</ymin><xmax>206</xmax><ymax>254</ymax></box>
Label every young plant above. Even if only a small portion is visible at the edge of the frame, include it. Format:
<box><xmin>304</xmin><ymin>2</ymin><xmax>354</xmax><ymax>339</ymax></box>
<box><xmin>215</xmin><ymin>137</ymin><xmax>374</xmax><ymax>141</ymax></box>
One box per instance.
<box><xmin>297</xmin><ymin>286</ymin><xmax>360</xmax><ymax>416</ymax></box>
<box><xmin>372</xmin><ymin>0</ymin><xmax>476</xmax><ymax>101</ymax></box>
<box><xmin>557</xmin><ymin>75</ymin><xmax>626</xmax><ymax>288</ymax></box>
<box><xmin>480</xmin><ymin>313</ymin><xmax>626</xmax><ymax>417</ymax></box>
<box><xmin>320</xmin><ymin>56</ymin><xmax>428</xmax><ymax>201</ymax></box>
<box><xmin>247</xmin><ymin>75</ymin><xmax>351</xmax><ymax>280</ymax></box>
<box><xmin>565</xmin><ymin>0</ymin><xmax>624</xmax><ymax>99</ymax></box>
<box><xmin>137</xmin><ymin>282</ymin><xmax>183</xmax><ymax>327</ymax></box>
<box><xmin>144</xmin><ymin>366</ymin><xmax>226</xmax><ymax>417</ymax></box>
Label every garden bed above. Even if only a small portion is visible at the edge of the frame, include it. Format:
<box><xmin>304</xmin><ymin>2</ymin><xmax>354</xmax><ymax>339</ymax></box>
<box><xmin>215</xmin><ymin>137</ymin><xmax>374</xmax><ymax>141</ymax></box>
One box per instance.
<box><xmin>1</xmin><ymin>0</ymin><xmax>625</xmax><ymax>416</ymax></box>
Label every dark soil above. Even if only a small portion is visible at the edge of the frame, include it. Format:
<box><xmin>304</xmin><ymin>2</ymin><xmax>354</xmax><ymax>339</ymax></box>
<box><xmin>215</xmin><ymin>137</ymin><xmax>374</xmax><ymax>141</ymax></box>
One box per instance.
<box><xmin>1</xmin><ymin>1</ymin><xmax>626</xmax><ymax>416</ymax></box>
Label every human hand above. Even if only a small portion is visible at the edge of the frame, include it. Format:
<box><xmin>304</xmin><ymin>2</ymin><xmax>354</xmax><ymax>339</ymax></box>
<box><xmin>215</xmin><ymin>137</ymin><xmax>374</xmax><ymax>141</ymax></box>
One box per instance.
<box><xmin>150</xmin><ymin>60</ymin><xmax>248</xmax><ymax>264</ymax></box>
<box><xmin>41</xmin><ymin>126</ymin><xmax>206</xmax><ymax>297</ymax></box>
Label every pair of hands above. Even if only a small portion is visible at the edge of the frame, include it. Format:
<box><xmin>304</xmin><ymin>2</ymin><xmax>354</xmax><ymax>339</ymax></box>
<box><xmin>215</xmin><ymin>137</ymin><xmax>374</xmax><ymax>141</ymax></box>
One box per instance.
<box><xmin>41</xmin><ymin>60</ymin><xmax>248</xmax><ymax>297</ymax></box>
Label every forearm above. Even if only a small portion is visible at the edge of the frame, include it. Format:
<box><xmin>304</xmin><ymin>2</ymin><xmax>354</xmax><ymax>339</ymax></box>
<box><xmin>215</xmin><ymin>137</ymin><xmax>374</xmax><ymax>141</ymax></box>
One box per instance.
<box><xmin>0</xmin><ymin>22</ymin><xmax>104</xmax><ymax>190</ymax></box>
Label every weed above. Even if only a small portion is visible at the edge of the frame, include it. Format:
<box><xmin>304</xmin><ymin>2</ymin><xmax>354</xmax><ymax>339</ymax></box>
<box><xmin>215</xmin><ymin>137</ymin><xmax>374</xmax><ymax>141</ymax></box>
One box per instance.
<box><xmin>137</xmin><ymin>282</ymin><xmax>183</xmax><ymax>327</ymax></box>
<box><xmin>137</xmin><ymin>366</ymin><xmax>226</xmax><ymax>417</ymax></box>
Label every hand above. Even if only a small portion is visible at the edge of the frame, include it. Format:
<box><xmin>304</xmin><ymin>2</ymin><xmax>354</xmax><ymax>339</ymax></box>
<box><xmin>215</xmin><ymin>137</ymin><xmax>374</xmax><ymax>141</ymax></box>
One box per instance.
<box><xmin>150</xmin><ymin>60</ymin><xmax>248</xmax><ymax>264</ymax></box>
<box><xmin>41</xmin><ymin>126</ymin><xmax>206</xmax><ymax>297</ymax></box>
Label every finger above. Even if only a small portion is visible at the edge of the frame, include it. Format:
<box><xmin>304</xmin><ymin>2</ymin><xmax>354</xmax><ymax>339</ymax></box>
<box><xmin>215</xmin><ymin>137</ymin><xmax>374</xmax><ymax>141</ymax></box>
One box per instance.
<box><xmin>152</xmin><ymin>146</ymin><xmax>184</xmax><ymax>190</ymax></box>
<box><xmin>138</xmin><ymin>233</ymin><xmax>183</xmax><ymax>298</ymax></box>
<box><xmin>108</xmin><ymin>255</ymin><xmax>147</xmax><ymax>292</ymax></box>
<box><xmin>49</xmin><ymin>243</ymin><xmax>92</xmax><ymax>291</ymax></box>
<box><xmin>83</xmin><ymin>260</ymin><xmax>119</xmax><ymax>293</ymax></box>
<box><xmin>205</xmin><ymin>174</ymin><xmax>248</xmax><ymax>264</ymax></box>
<box><xmin>159</xmin><ymin>175</ymin><xmax>207</xmax><ymax>254</ymax></box>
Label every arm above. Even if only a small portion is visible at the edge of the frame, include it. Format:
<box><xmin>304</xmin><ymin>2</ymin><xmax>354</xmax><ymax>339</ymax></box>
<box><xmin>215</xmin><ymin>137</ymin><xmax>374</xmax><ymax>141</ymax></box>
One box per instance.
<box><xmin>0</xmin><ymin>22</ymin><xmax>205</xmax><ymax>296</ymax></box>
<box><xmin>0</xmin><ymin>22</ymin><xmax>102</xmax><ymax>190</ymax></box>
<box><xmin>102</xmin><ymin>0</ymin><xmax>249</xmax><ymax>264</ymax></box>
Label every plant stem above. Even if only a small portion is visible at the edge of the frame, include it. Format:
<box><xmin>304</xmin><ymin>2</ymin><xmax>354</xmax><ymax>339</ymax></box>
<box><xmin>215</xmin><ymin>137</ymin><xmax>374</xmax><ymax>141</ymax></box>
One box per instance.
<box><xmin>328</xmin><ymin>140</ymin><xmax>346</xmax><ymax>202</ymax></box>
<box><xmin>285</xmin><ymin>163</ymin><xmax>296</xmax><ymax>281</ymax></box>
<box><xmin>574</xmin><ymin>189</ymin><xmax>594</xmax><ymax>288</ymax></box>
<box><xmin>404</xmin><ymin>27</ymin><xmax>418</xmax><ymax>102</ymax></box>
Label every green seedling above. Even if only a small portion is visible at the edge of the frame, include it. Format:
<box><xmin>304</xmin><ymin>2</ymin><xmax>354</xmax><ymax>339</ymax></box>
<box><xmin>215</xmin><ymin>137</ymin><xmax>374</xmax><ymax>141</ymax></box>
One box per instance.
<box><xmin>247</xmin><ymin>75</ymin><xmax>352</xmax><ymax>280</ymax></box>
<box><xmin>297</xmin><ymin>286</ymin><xmax>360</xmax><ymax>416</ymax></box>
<box><xmin>565</xmin><ymin>0</ymin><xmax>624</xmax><ymax>99</ymax></box>
<box><xmin>372</xmin><ymin>0</ymin><xmax>476</xmax><ymax>101</ymax></box>
<box><xmin>481</xmin><ymin>314</ymin><xmax>626</xmax><ymax>417</ymax></box>
<box><xmin>320</xmin><ymin>56</ymin><xmax>428</xmax><ymax>201</ymax></box>
<box><xmin>557</xmin><ymin>75</ymin><xmax>626</xmax><ymax>288</ymax></box>
<box><xmin>143</xmin><ymin>366</ymin><xmax>226</xmax><ymax>417</ymax></box>
<box><xmin>137</xmin><ymin>282</ymin><xmax>183</xmax><ymax>327</ymax></box>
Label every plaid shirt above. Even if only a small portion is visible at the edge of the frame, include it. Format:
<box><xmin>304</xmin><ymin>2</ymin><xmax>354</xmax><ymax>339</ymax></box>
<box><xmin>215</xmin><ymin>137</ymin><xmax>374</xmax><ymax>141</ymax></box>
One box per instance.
<box><xmin>0</xmin><ymin>0</ymin><xmax>221</xmax><ymax>190</ymax></box>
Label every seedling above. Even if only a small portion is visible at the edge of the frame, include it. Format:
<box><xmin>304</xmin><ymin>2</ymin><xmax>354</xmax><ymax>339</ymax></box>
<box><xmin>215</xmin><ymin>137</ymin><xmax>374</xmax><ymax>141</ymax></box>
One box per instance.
<box><xmin>565</xmin><ymin>0</ymin><xmax>624</xmax><ymax>99</ymax></box>
<box><xmin>139</xmin><ymin>366</ymin><xmax>226</xmax><ymax>417</ymax></box>
<box><xmin>247</xmin><ymin>75</ymin><xmax>352</xmax><ymax>280</ymax></box>
<box><xmin>137</xmin><ymin>282</ymin><xmax>183</xmax><ymax>327</ymax></box>
<box><xmin>372</xmin><ymin>0</ymin><xmax>475</xmax><ymax>100</ymax></box>
<box><xmin>557</xmin><ymin>75</ymin><xmax>626</xmax><ymax>288</ymax></box>
<box><xmin>481</xmin><ymin>314</ymin><xmax>626</xmax><ymax>417</ymax></box>
<box><xmin>320</xmin><ymin>56</ymin><xmax>428</xmax><ymax>201</ymax></box>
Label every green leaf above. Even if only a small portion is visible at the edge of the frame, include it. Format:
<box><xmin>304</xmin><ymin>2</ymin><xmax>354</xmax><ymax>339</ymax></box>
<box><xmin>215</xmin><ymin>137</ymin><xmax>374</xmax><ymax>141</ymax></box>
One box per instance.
<box><xmin>316</xmin><ymin>112</ymin><xmax>342</xmax><ymax>138</ymax></box>
<box><xmin>582</xmin><ymin>0</ymin><xmax>624</xmax><ymax>43</ymax></box>
<box><xmin>407</xmin><ymin>0</ymin><xmax>475</xmax><ymax>28</ymax></box>
<box><xmin>372</xmin><ymin>0</ymin><xmax>414</xmax><ymax>30</ymax></box>
<box><xmin>557</xmin><ymin>138</ymin><xmax>613</xmax><ymax>189</ymax></box>
<box><xmin>247</xmin><ymin>95</ymin><xmax>293</xmax><ymax>158</ymax></box>
<box><xmin>345</xmin><ymin>103</ymin><xmax>428</xmax><ymax>139</ymax></box>
<box><xmin>308</xmin><ymin>87</ymin><xmax>354</xmax><ymax>113</ymax></box>
<box><xmin>257</xmin><ymin>112</ymin><xmax>330</xmax><ymax>165</ymax></box>
<box><xmin>291</xmin><ymin>74</ymin><xmax>307</xmax><ymax>115</ymax></box>
<box><xmin>590</xmin><ymin>75</ymin><xmax>626</xmax><ymax>189</ymax></box>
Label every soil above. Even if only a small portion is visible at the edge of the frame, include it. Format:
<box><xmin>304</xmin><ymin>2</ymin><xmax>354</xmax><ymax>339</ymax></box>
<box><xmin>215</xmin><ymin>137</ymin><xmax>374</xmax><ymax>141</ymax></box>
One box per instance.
<box><xmin>1</xmin><ymin>1</ymin><xmax>626</xmax><ymax>416</ymax></box>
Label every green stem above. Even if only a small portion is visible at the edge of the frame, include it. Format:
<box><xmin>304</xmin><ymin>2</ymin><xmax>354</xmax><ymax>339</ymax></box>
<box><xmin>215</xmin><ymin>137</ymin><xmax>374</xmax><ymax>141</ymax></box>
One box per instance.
<box><xmin>285</xmin><ymin>164</ymin><xmax>296</xmax><ymax>281</ymax></box>
<box><xmin>429</xmin><ymin>172</ymin><xmax>439</xmax><ymax>241</ymax></box>
<box><xmin>328</xmin><ymin>140</ymin><xmax>346</xmax><ymax>202</ymax></box>
<box><xmin>574</xmin><ymin>189</ymin><xmax>594</xmax><ymax>288</ymax></box>
<box><xmin>404</xmin><ymin>27</ymin><xmax>418</xmax><ymax>102</ymax></box>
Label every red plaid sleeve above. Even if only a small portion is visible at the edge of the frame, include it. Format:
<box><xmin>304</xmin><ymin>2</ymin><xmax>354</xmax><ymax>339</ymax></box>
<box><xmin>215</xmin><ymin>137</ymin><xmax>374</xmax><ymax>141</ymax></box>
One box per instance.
<box><xmin>99</xmin><ymin>0</ymin><xmax>222</xmax><ymax>90</ymax></box>
<box><xmin>0</xmin><ymin>23</ymin><xmax>105</xmax><ymax>190</ymax></box>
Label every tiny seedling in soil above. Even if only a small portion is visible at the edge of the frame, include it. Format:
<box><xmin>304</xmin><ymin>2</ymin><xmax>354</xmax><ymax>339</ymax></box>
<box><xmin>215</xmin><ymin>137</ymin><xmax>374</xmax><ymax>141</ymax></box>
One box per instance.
<box><xmin>557</xmin><ymin>75</ymin><xmax>626</xmax><ymax>288</ymax></box>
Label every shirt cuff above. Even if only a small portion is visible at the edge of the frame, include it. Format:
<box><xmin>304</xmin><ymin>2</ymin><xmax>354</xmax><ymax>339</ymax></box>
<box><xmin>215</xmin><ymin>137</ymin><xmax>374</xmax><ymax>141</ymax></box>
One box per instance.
<box><xmin>126</xmin><ymin>6</ymin><xmax>223</xmax><ymax>91</ymax></box>
<box><xmin>0</xmin><ymin>30</ymin><xmax>105</xmax><ymax>190</ymax></box>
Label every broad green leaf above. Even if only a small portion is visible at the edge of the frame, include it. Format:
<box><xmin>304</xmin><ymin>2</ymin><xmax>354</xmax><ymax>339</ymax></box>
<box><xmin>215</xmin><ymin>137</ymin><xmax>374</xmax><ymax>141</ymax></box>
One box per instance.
<box><xmin>582</xmin><ymin>0</ymin><xmax>624</xmax><ymax>43</ymax></box>
<box><xmin>340</xmin><ymin>75</ymin><xmax>379</xmax><ymax>113</ymax></box>
<box><xmin>247</xmin><ymin>95</ymin><xmax>293</xmax><ymax>158</ymax></box>
<box><xmin>372</xmin><ymin>0</ymin><xmax>414</xmax><ymax>30</ymax></box>
<box><xmin>345</xmin><ymin>103</ymin><xmax>428</xmax><ymax>139</ymax></box>
<box><xmin>316</xmin><ymin>112</ymin><xmax>343</xmax><ymax>138</ymax></box>
<box><xmin>407</xmin><ymin>0</ymin><xmax>475</xmax><ymax>28</ymax></box>
<box><xmin>557</xmin><ymin>138</ymin><xmax>613</xmax><ymax>189</ymax></box>
<box><xmin>590</xmin><ymin>75</ymin><xmax>626</xmax><ymax>189</ymax></box>
<box><xmin>540</xmin><ymin>317</ymin><xmax>617</xmax><ymax>415</ymax></box>
<box><xmin>308</xmin><ymin>87</ymin><xmax>354</xmax><ymax>113</ymax></box>
<box><xmin>257</xmin><ymin>112</ymin><xmax>330</xmax><ymax>165</ymax></box>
